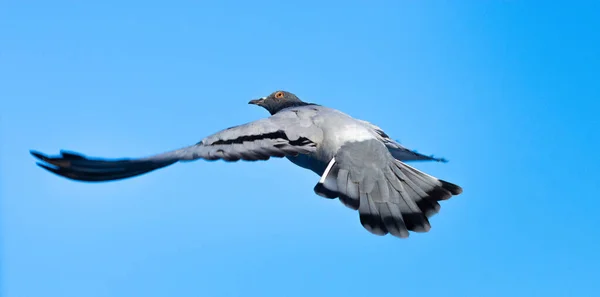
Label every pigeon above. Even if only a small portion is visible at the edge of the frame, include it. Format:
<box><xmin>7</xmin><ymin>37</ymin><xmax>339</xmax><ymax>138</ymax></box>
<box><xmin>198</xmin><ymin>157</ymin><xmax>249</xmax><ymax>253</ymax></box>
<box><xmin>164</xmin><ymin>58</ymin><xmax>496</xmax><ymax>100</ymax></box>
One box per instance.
<box><xmin>30</xmin><ymin>90</ymin><xmax>462</xmax><ymax>238</ymax></box>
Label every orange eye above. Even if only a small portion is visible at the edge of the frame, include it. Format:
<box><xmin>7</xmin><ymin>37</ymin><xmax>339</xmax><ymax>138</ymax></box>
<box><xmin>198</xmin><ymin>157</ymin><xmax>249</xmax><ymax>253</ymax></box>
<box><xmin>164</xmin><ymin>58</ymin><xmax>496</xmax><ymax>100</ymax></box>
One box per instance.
<box><xmin>275</xmin><ymin>92</ymin><xmax>284</xmax><ymax>98</ymax></box>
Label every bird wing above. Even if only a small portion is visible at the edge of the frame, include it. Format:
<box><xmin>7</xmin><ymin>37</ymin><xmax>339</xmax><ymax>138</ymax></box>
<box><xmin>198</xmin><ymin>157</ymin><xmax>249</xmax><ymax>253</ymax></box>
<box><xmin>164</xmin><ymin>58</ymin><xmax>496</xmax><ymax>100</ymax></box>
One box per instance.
<box><xmin>356</xmin><ymin>120</ymin><xmax>448</xmax><ymax>162</ymax></box>
<box><xmin>31</xmin><ymin>109</ymin><xmax>323</xmax><ymax>182</ymax></box>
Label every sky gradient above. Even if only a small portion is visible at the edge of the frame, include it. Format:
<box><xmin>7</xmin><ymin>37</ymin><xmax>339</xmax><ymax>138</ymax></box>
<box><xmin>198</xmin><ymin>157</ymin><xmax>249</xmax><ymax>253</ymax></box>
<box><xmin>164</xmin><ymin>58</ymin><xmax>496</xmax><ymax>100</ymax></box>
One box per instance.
<box><xmin>2</xmin><ymin>1</ymin><xmax>599</xmax><ymax>296</ymax></box>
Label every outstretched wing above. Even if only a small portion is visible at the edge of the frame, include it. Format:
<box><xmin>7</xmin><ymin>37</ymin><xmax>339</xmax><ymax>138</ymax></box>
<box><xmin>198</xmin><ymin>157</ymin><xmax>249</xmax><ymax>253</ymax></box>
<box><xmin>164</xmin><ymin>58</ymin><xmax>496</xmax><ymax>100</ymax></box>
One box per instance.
<box><xmin>357</xmin><ymin>120</ymin><xmax>448</xmax><ymax>162</ymax></box>
<box><xmin>382</xmin><ymin>138</ymin><xmax>448</xmax><ymax>163</ymax></box>
<box><xmin>31</xmin><ymin>110</ymin><xmax>323</xmax><ymax>182</ymax></box>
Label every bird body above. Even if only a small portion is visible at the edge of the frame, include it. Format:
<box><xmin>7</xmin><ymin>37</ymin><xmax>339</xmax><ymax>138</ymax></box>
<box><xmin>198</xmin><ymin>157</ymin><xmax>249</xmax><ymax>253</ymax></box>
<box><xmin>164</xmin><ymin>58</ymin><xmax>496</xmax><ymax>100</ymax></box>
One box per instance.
<box><xmin>31</xmin><ymin>90</ymin><xmax>462</xmax><ymax>239</ymax></box>
<box><xmin>283</xmin><ymin>105</ymin><xmax>379</xmax><ymax>175</ymax></box>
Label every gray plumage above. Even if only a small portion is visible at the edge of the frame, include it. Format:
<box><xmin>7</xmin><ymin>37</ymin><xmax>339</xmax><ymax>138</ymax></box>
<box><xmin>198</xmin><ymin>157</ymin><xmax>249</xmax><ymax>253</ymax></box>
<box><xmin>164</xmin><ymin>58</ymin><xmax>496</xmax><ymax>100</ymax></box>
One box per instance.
<box><xmin>31</xmin><ymin>90</ymin><xmax>462</xmax><ymax>239</ymax></box>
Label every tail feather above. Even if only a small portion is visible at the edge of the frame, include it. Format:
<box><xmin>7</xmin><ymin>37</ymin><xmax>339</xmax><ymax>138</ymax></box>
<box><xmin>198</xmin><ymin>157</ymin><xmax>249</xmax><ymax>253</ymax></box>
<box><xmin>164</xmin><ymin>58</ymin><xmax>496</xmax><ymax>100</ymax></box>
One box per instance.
<box><xmin>377</xmin><ymin>200</ymin><xmax>410</xmax><ymax>238</ymax></box>
<box><xmin>396</xmin><ymin>166</ymin><xmax>443</xmax><ymax>218</ymax></box>
<box><xmin>314</xmin><ymin>148</ymin><xmax>462</xmax><ymax>239</ymax></box>
<box><xmin>359</xmin><ymin>192</ymin><xmax>388</xmax><ymax>235</ymax></box>
<box><xmin>337</xmin><ymin>169</ymin><xmax>360</xmax><ymax>210</ymax></box>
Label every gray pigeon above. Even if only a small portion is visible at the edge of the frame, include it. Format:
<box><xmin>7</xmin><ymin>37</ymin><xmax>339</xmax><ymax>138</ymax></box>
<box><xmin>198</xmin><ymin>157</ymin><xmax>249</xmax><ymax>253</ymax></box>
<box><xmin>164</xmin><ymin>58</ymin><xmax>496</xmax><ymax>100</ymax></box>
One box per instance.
<box><xmin>31</xmin><ymin>90</ymin><xmax>462</xmax><ymax>238</ymax></box>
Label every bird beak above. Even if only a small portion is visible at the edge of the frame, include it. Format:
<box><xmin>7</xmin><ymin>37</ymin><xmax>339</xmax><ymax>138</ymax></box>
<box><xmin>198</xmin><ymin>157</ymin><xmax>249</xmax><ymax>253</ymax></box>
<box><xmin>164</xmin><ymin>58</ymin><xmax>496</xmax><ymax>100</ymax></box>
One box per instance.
<box><xmin>249</xmin><ymin>97</ymin><xmax>266</xmax><ymax>105</ymax></box>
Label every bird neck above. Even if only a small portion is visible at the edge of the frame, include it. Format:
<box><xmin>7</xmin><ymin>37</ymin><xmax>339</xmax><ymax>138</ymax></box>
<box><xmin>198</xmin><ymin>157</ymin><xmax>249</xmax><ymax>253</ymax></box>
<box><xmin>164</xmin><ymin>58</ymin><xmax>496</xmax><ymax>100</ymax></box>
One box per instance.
<box><xmin>267</xmin><ymin>101</ymin><xmax>318</xmax><ymax>115</ymax></box>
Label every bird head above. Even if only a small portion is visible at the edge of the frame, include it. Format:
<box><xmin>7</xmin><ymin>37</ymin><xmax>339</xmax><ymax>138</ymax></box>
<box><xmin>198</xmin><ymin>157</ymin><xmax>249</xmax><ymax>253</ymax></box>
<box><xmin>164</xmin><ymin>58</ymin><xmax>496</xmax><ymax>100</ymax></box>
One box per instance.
<box><xmin>249</xmin><ymin>90</ymin><xmax>305</xmax><ymax>115</ymax></box>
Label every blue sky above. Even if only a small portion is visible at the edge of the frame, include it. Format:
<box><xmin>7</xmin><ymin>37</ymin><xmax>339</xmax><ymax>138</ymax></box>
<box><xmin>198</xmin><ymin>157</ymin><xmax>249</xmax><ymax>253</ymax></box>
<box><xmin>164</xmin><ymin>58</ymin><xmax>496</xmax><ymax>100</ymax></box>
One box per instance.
<box><xmin>1</xmin><ymin>1</ymin><xmax>599</xmax><ymax>296</ymax></box>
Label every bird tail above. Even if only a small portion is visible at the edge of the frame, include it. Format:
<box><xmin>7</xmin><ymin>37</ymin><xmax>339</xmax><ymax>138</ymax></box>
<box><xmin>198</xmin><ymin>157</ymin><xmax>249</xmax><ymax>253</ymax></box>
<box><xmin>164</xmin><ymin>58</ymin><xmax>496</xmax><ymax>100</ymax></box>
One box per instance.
<box><xmin>30</xmin><ymin>150</ymin><xmax>178</xmax><ymax>182</ymax></box>
<box><xmin>313</xmin><ymin>140</ymin><xmax>462</xmax><ymax>238</ymax></box>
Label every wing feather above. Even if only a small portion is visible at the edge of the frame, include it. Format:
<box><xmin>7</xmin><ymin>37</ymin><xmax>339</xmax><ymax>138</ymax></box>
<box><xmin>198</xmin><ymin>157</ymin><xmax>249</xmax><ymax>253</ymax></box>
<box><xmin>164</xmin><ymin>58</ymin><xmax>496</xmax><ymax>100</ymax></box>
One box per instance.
<box><xmin>31</xmin><ymin>110</ymin><xmax>322</xmax><ymax>182</ymax></box>
<box><xmin>356</xmin><ymin>119</ymin><xmax>449</xmax><ymax>162</ymax></box>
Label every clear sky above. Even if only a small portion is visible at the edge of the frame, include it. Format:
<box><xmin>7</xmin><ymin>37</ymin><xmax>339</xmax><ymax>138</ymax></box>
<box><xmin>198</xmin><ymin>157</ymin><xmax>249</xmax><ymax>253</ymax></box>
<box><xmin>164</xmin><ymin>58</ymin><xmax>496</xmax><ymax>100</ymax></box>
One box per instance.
<box><xmin>1</xmin><ymin>1</ymin><xmax>599</xmax><ymax>296</ymax></box>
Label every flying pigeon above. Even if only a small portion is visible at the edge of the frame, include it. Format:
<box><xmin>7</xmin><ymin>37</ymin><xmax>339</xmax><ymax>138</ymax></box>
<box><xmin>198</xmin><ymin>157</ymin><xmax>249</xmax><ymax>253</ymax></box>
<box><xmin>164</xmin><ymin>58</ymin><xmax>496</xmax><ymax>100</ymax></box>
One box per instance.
<box><xmin>30</xmin><ymin>90</ymin><xmax>463</xmax><ymax>238</ymax></box>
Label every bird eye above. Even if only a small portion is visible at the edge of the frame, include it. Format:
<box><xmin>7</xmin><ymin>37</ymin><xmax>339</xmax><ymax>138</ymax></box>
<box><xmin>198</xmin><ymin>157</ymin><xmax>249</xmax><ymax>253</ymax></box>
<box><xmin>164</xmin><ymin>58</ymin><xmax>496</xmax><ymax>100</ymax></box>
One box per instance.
<box><xmin>275</xmin><ymin>92</ymin><xmax>284</xmax><ymax>99</ymax></box>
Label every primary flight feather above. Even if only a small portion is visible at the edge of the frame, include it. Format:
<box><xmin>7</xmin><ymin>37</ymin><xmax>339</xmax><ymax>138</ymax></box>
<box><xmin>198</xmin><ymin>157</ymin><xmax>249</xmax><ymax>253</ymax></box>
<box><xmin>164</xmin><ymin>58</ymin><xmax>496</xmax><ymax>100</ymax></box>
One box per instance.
<box><xmin>31</xmin><ymin>90</ymin><xmax>462</xmax><ymax>238</ymax></box>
